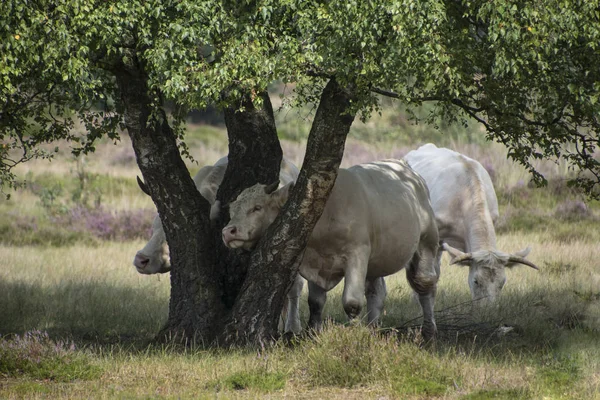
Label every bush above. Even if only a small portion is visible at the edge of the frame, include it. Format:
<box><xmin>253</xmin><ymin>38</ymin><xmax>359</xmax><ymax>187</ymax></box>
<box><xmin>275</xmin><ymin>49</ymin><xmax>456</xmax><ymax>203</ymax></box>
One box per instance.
<box><xmin>51</xmin><ymin>205</ymin><xmax>154</xmax><ymax>241</ymax></box>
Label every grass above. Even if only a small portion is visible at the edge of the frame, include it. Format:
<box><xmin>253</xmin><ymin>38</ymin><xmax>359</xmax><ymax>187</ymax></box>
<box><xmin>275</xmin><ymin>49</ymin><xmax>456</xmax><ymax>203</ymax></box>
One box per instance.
<box><xmin>1</xmin><ymin>100</ymin><xmax>599</xmax><ymax>398</ymax></box>
<box><xmin>1</xmin><ymin>230</ymin><xmax>598</xmax><ymax>398</ymax></box>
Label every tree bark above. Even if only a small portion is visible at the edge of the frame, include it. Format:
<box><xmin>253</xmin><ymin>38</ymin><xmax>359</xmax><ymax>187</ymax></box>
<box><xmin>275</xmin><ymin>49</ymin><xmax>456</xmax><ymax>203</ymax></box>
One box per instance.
<box><xmin>222</xmin><ymin>79</ymin><xmax>357</xmax><ymax>345</ymax></box>
<box><xmin>113</xmin><ymin>55</ymin><xmax>226</xmax><ymax>344</ymax></box>
<box><xmin>114</xmin><ymin>52</ymin><xmax>356</xmax><ymax>347</ymax></box>
<box><xmin>215</xmin><ymin>91</ymin><xmax>283</xmax><ymax>309</ymax></box>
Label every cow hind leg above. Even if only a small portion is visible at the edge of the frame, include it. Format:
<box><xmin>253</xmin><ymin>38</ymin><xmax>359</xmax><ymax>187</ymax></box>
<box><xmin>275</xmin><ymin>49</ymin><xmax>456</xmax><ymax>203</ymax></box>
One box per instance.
<box><xmin>307</xmin><ymin>281</ymin><xmax>327</xmax><ymax>332</ymax></box>
<box><xmin>406</xmin><ymin>246</ymin><xmax>440</xmax><ymax>341</ymax></box>
<box><xmin>283</xmin><ymin>275</ymin><xmax>304</xmax><ymax>334</ymax></box>
<box><xmin>365</xmin><ymin>276</ymin><xmax>387</xmax><ymax>326</ymax></box>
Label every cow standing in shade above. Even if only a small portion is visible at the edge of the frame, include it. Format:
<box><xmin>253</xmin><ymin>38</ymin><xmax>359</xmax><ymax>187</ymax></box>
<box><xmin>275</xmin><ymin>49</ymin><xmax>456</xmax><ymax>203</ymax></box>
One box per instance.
<box><xmin>220</xmin><ymin>159</ymin><xmax>441</xmax><ymax>339</ymax></box>
<box><xmin>133</xmin><ymin>156</ymin><xmax>305</xmax><ymax>333</ymax></box>
<box><xmin>405</xmin><ymin>143</ymin><xmax>539</xmax><ymax>303</ymax></box>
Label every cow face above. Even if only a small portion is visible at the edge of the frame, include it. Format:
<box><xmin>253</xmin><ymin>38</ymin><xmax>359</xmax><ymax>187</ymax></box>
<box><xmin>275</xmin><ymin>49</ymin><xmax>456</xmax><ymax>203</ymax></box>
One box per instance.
<box><xmin>133</xmin><ymin>214</ymin><xmax>171</xmax><ymax>274</ymax></box>
<box><xmin>443</xmin><ymin>243</ymin><xmax>538</xmax><ymax>303</ymax></box>
<box><xmin>222</xmin><ymin>182</ymin><xmax>292</xmax><ymax>250</ymax></box>
<box><xmin>466</xmin><ymin>260</ymin><xmax>507</xmax><ymax>303</ymax></box>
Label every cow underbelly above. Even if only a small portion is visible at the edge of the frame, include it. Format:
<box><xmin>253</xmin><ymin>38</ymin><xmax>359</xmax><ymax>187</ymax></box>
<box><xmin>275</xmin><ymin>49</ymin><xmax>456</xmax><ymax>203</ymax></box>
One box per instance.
<box><xmin>367</xmin><ymin>239</ymin><xmax>418</xmax><ymax>278</ymax></box>
<box><xmin>300</xmin><ymin>237</ymin><xmax>419</xmax><ymax>290</ymax></box>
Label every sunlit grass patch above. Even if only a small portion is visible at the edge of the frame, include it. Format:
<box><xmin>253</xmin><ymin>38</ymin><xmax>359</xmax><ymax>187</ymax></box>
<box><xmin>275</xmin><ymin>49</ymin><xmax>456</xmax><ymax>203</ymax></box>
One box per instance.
<box><xmin>303</xmin><ymin>324</ymin><xmax>383</xmax><ymax>387</ymax></box>
<box><xmin>9</xmin><ymin>381</ymin><xmax>53</xmax><ymax>397</ymax></box>
<box><xmin>0</xmin><ymin>243</ymin><xmax>169</xmax><ymax>342</ymax></box>
<box><xmin>301</xmin><ymin>324</ymin><xmax>458</xmax><ymax>396</ymax></box>
<box><xmin>536</xmin><ymin>353</ymin><xmax>583</xmax><ymax>398</ymax></box>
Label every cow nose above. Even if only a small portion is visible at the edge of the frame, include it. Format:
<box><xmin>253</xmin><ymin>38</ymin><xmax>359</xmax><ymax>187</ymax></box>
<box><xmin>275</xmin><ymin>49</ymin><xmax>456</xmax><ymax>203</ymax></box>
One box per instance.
<box><xmin>223</xmin><ymin>225</ymin><xmax>237</xmax><ymax>235</ymax></box>
<box><xmin>134</xmin><ymin>253</ymin><xmax>150</xmax><ymax>269</ymax></box>
<box><xmin>222</xmin><ymin>225</ymin><xmax>238</xmax><ymax>245</ymax></box>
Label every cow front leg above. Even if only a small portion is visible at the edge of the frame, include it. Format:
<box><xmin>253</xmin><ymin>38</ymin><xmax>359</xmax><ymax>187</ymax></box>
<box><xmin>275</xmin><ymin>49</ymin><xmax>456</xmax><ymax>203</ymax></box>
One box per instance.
<box><xmin>342</xmin><ymin>253</ymin><xmax>369</xmax><ymax>321</ymax></box>
<box><xmin>365</xmin><ymin>276</ymin><xmax>387</xmax><ymax>326</ymax></box>
<box><xmin>284</xmin><ymin>275</ymin><xmax>304</xmax><ymax>334</ymax></box>
<box><xmin>307</xmin><ymin>281</ymin><xmax>327</xmax><ymax>332</ymax></box>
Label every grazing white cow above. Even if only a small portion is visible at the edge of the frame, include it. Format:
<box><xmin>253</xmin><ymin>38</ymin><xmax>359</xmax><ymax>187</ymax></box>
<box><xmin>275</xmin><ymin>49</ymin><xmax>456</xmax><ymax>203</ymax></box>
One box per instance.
<box><xmin>133</xmin><ymin>157</ymin><xmax>305</xmax><ymax>333</ymax></box>
<box><xmin>221</xmin><ymin>159</ymin><xmax>441</xmax><ymax>339</ymax></box>
<box><xmin>405</xmin><ymin>143</ymin><xmax>539</xmax><ymax>303</ymax></box>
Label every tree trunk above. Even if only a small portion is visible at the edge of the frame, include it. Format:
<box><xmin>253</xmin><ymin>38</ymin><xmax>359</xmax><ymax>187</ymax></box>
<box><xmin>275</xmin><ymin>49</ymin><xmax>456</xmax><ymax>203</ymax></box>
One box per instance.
<box><xmin>115</xmin><ymin>51</ymin><xmax>356</xmax><ymax>346</ymax></box>
<box><xmin>222</xmin><ymin>79</ymin><xmax>357</xmax><ymax>345</ymax></box>
<box><xmin>113</xmin><ymin>56</ymin><xmax>226</xmax><ymax>344</ymax></box>
<box><xmin>215</xmin><ymin>92</ymin><xmax>283</xmax><ymax>309</ymax></box>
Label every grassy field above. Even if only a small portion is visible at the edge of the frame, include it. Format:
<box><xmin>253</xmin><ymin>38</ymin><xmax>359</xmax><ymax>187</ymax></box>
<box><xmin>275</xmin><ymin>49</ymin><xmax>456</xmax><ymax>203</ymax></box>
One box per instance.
<box><xmin>1</xmin><ymin>102</ymin><xmax>599</xmax><ymax>399</ymax></box>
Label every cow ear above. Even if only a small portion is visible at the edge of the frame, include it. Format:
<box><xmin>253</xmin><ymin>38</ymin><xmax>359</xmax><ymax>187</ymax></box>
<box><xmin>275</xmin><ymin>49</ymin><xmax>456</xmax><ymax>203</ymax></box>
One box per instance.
<box><xmin>272</xmin><ymin>182</ymin><xmax>294</xmax><ymax>207</ymax></box>
<box><xmin>264</xmin><ymin>180</ymin><xmax>280</xmax><ymax>194</ymax></box>
<box><xmin>513</xmin><ymin>246</ymin><xmax>531</xmax><ymax>258</ymax></box>
<box><xmin>442</xmin><ymin>243</ymin><xmax>473</xmax><ymax>266</ymax></box>
<box><xmin>210</xmin><ymin>200</ymin><xmax>222</xmax><ymax>224</ymax></box>
<box><xmin>137</xmin><ymin>176</ymin><xmax>151</xmax><ymax>196</ymax></box>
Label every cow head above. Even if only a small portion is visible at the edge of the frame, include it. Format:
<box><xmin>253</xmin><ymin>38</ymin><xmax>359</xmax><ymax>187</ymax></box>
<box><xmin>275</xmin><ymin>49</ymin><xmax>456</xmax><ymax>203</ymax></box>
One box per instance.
<box><xmin>222</xmin><ymin>180</ymin><xmax>293</xmax><ymax>250</ymax></box>
<box><xmin>133</xmin><ymin>214</ymin><xmax>171</xmax><ymax>274</ymax></box>
<box><xmin>443</xmin><ymin>243</ymin><xmax>539</xmax><ymax>303</ymax></box>
<box><xmin>133</xmin><ymin>176</ymin><xmax>171</xmax><ymax>274</ymax></box>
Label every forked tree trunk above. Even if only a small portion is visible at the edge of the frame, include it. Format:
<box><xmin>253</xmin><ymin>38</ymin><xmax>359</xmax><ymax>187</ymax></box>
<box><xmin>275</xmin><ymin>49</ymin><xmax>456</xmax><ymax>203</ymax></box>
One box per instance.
<box><xmin>222</xmin><ymin>79</ymin><xmax>357</xmax><ymax>345</ymax></box>
<box><xmin>116</xmin><ymin>51</ymin><xmax>357</xmax><ymax>346</ymax></box>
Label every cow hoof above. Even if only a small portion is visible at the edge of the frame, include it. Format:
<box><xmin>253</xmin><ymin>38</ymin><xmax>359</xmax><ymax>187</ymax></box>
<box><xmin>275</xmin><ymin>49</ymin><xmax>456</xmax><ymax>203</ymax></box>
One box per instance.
<box><xmin>344</xmin><ymin>303</ymin><xmax>362</xmax><ymax>321</ymax></box>
<box><xmin>281</xmin><ymin>331</ymin><xmax>303</xmax><ymax>347</ymax></box>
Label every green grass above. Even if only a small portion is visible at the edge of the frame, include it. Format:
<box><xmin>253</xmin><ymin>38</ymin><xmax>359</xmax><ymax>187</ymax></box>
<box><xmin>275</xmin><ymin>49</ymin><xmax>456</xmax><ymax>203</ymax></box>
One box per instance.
<box><xmin>215</xmin><ymin>370</ymin><xmax>287</xmax><ymax>392</ymax></box>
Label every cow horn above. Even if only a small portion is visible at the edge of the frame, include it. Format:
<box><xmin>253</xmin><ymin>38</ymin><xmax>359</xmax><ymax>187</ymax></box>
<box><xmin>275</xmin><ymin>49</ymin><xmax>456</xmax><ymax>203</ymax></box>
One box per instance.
<box><xmin>443</xmin><ymin>243</ymin><xmax>474</xmax><ymax>265</ymax></box>
<box><xmin>507</xmin><ymin>256</ymin><xmax>539</xmax><ymax>270</ymax></box>
<box><xmin>137</xmin><ymin>176</ymin><xmax>151</xmax><ymax>196</ymax></box>
<box><xmin>264</xmin><ymin>180</ymin><xmax>280</xmax><ymax>194</ymax></box>
<box><xmin>449</xmin><ymin>253</ymin><xmax>474</xmax><ymax>265</ymax></box>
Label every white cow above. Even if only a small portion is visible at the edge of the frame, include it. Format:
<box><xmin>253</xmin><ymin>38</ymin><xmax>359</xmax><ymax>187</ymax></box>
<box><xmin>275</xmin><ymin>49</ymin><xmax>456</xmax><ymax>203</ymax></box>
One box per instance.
<box><xmin>221</xmin><ymin>160</ymin><xmax>441</xmax><ymax>339</ymax></box>
<box><xmin>405</xmin><ymin>143</ymin><xmax>539</xmax><ymax>303</ymax></box>
<box><xmin>133</xmin><ymin>156</ymin><xmax>229</xmax><ymax>275</ymax></box>
<box><xmin>133</xmin><ymin>157</ymin><xmax>305</xmax><ymax>333</ymax></box>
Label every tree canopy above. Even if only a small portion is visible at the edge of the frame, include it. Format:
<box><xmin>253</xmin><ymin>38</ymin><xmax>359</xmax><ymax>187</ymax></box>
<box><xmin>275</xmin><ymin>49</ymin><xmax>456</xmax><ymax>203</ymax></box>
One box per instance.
<box><xmin>2</xmin><ymin>0</ymin><xmax>599</xmax><ymax>195</ymax></box>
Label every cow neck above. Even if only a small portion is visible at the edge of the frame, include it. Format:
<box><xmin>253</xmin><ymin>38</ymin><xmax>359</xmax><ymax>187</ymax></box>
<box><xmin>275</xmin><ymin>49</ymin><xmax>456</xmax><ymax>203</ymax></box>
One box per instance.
<box><xmin>461</xmin><ymin>172</ymin><xmax>497</xmax><ymax>253</ymax></box>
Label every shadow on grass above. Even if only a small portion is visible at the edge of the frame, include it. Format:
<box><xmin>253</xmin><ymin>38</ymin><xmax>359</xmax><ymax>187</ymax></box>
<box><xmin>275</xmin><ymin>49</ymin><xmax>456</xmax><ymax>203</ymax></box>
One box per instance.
<box><xmin>1</xmin><ymin>267</ymin><xmax>598</xmax><ymax>358</ymax></box>
<box><xmin>0</xmin><ymin>279</ymin><xmax>168</xmax><ymax>347</ymax></box>
<box><xmin>304</xmin><ymin>281</ymin><xmax>599</xmax><ymax>357</ymax></box>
